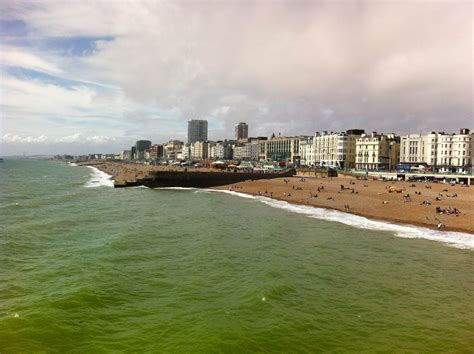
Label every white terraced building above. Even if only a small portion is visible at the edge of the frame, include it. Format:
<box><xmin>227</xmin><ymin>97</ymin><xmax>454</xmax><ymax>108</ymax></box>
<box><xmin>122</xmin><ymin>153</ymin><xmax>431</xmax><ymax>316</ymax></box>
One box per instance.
<box><xmin>259</xmin><ymin>136</ymin><xmax>308</xmax><ymax>163</ymax></box>
<box><xmin>400</xmin><ymin>129</ymin><xmax>473</xmax><ymax>173</ymax></box>
<box><xmin>299</xmin><ymin>137</ymin><xmax>315</xmax><ymax>166</ymax></box>
<box><xmin>313</xmin><ymin>130</ymin><xmax>364</xmax><ymax>169</ymax></box>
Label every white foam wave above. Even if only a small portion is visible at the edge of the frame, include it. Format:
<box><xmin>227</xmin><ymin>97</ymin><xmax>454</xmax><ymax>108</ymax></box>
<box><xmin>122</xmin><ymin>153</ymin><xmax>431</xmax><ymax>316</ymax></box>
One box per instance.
<box><xmin>67</xmin><ymin>162</ymin><xmax>78</xmax><ymax>166</ymax></box>
<box><xmin>85</xmin><ymin>166</ymin><xmax>114</xmax><ymax>188</ymax></box>
<box><xmin>207</xmin><ymin>189</ymin><xmax>474</xmax><ymax>250</ymax></box>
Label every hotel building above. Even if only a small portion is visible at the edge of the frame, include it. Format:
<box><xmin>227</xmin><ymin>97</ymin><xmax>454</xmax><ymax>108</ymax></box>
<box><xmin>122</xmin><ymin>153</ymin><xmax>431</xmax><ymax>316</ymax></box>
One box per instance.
<box><xmin>400</xmin><ymin>129</ymin><xmax>473</xmax><ymax>173</ymax></box>
<box><xmin>355</xmin><ymin>132</ymin><xmax>400</xmax><ymax>171</ymax></box>
<box><xmin>313</xmin><ymin>129</ymin><xmax>364</xmax><ymax>169</ymax></box>
<box><xmin>259</xmin><ymin>136</ymin><xmax>308</xmax><ymax>163</ymax></box>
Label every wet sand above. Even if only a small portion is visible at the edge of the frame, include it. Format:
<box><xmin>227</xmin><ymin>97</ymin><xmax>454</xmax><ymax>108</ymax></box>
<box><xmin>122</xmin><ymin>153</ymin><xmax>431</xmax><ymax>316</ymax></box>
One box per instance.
<box><xmin>212</xmin><ymin>176</ymin><xmax>474</xmax><ymax>234</ymax></box>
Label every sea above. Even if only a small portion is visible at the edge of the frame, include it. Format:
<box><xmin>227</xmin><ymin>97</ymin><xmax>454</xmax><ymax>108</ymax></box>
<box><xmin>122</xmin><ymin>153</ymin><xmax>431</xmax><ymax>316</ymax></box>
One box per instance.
<box><xmin>1</xmin><ymin>159</ymin><xmax>473</xmax><ymax>352</ymax></box>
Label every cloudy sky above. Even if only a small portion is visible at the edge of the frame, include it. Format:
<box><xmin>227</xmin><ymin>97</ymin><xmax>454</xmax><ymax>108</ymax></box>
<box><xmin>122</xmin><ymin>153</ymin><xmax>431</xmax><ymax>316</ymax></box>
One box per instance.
<box><xmin>0</xmin><ymin>0</ymin><xmax>472</xmax><ymax>155</ymax></box>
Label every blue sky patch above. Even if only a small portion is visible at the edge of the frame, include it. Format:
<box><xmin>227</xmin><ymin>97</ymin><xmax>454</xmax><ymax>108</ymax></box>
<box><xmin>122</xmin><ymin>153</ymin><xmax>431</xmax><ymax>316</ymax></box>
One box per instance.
<box><xmin>42</xmin><ymin>36</ymin><xmax>114</xmax><ymax>57</ymax></box>
<box><xmin>6</xmin><ymin>66</ymin><xmax>105</xmax><ymax>90</ymax></box>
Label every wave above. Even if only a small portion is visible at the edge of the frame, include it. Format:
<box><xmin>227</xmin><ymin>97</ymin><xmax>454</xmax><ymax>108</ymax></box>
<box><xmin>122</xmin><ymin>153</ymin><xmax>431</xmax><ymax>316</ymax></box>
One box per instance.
<box><xmin>85</xmin><ymin>166</ymin><xmax>114</xmax><ymax>188</ymax></box>
<box><xmin>67</xmin><ymin>162</ymin><xmax>78</xmax><ymax>166</ymax></box>
<box><xmin>206</xmin><ymin>189</ymin><xmax>474</xmax><ymax>250</ymax></box>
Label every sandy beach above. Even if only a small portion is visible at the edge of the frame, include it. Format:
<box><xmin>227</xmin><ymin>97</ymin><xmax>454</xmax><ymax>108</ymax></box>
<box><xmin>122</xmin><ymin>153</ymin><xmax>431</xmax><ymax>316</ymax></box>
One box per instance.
<box><xmin>211</xmin><ymin>176</ymin><xmax>474</xmax><ymax>234</ymax></box>
<box><xmin>85</xmin><ymin>162</ymin><xmax>474</xmax><ymax>234</ymax></box>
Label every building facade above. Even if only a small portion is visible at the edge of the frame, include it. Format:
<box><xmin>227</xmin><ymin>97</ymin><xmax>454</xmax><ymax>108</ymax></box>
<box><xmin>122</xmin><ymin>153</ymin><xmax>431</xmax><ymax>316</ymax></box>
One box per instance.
<box><xmin>313</xmin><ymin>130</ymin><xmax>364</xmax><ymax>169</ymax></box>
<box><xmin>188</xmin><ymin>119</ymin><xmax>208</xmax><ymax>144</ymax></box>
<box><xmin>400</xmin><ymin>129</ymin><xmax>473</xmax><ymax>173</ymax></box>
<box><xmin>299</xmin><ymin>137</ymin><xmax>315</xmax><ymax>167</ymax></box>
<box><xmin>191</xmin><ymin>141</ymin><xmax>209</xmax><ymax>160</ymax></box>
<box><xmin>209</xmin><ymin>141</ymin><xmax>233</xmax><ymax>160</ymax></box>
<box><xmin>164</xmin><ymin>140</ymin><xmax>183</xmax><ymax>161</ymax></box>
<box><xmin>355</xmin><ymin>133</ymin><xmax>400</xmax><ymax>171</ymax></box>
<box><xmin>259</xmin><ymin>136</ymin><xmax>305</xmax><ymax>163</ymax></box>
<box><xmin>145</xmin><ymin>144</ymin><xmax>164</xmax><ymax>160</ymax></box>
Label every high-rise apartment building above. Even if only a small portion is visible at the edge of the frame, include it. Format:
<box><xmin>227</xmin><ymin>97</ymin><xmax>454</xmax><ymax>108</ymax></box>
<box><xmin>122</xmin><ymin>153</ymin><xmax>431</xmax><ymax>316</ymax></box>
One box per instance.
<box><xmin>188</xmin><ymin>119</ymin><xmax>208</xmax><ymax>143</ymax></box>
<box><xmin>235</xmin><ymin>122</ymin><xmax>249</xmax><ymax>140</ymax></box>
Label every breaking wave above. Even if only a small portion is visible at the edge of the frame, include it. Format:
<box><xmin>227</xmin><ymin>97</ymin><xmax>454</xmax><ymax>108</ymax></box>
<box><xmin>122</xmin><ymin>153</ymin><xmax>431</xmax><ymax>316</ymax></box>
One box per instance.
<box><xmin>85</xmin><ymin>166</ymin><xmax>114</xmax><ymax>188</ymax></box>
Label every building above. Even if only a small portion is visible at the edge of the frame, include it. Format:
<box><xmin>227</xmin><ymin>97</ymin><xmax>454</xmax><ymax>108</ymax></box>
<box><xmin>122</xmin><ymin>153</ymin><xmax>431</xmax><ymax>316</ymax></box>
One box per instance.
<box><xmin>448</xmin><ymin>129</ymin><xmax>472</xmax><ymax>173</ymax></box>
<box><xmin>235</xmin><ymin>122</ymin><xmax>249</xmax><ymax>140</ymax></box>
<box><xmin>164</xmin><ymin>140</ymin><xmax>183</xmax><ymax>161</ymax></box>
<box><xmin>355</xmin><ymin>132</ymin><xmax>400</xmax><ymax>171</ymax></box>
<box><xmin>135</xmin><ymin>140</ymin><xmax>152</xmax><ymax>160</ymax></box>
<box><xmin>260</xmin><ymin>135</ymin><xmax>305</xmax><ymax>163</ymax></box>
<box><xmin>180</xmin><ymin>143</ymin><xmax>191</xmax><ymax>160</ymax></box>
<box><xmin>299</xmin><ymin>137</ymin><xmax>315</xmax><ymax>167</ymax></box>
<box><xmin>188</xmin><ymin>119</ymin><xmax>208</xmax><ymax>143</ymax></box>
<box><xmin>400</xmin><ymin>132</ymin><xmax>438</xmax><ymax>166</ymax></box>
<box><xmin>232</xmin><ymin>137</ymin><xmax>265</xmax><ymax>161</ymax></box>
<box><xmin>146</xmin><ymin>144</ymin><xmax>164</xmax><ymax>160</ymax></box>
<box><xmin>313</xmin><ymin>129</ymin><xmax>364</xmax><ymax>169</ymax></box>
<box><xmin>190</xmin><ymin>141</ymin><xmax>208</xmax><ymax>160</ymax></box>
<box><xmin>120</xmin><ymin>150</ymin><xmax>132</xmax><ymax>160</ymax></box>
<box><xmin>400</xmin><ymin>129</ymin><xmax>473</xmax><ymax>173</ymax></box>
<box><xmin>209</xmin><ymin>140</ymin><xmax>233</xmax><ymax>160</ymax></box>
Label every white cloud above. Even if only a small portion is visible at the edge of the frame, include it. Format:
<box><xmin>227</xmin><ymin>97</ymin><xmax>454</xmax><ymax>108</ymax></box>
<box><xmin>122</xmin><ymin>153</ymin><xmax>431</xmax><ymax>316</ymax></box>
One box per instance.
<box><xmin>2</xmin><ymin>133</ymin><xmax>49</xmax><ymax>143</ymax></box>
<box><xmin>2</xmin><ymin>133</ymin><xmax>116</xmax><ymax>144</ymax></box>
<box><xmin>1</xmin><ymin>46</ymin><xmax>62</xmax><ymax>75</ymax></box>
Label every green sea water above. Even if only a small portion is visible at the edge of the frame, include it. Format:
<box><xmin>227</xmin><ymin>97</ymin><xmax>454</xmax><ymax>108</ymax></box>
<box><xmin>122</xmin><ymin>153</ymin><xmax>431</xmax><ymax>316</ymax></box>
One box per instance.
<box><xmin>0</xmin><ymin>160</ymin><xmax>473</xmax><ymax>352</ymax></box>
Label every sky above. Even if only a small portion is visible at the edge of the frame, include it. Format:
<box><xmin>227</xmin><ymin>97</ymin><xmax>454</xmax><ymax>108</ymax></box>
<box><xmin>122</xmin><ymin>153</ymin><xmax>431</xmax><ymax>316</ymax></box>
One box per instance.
<box><xmin>0</xmin><ymin>0</ymin><xmax>472</xmax><ymax>155</ymax></box>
